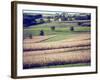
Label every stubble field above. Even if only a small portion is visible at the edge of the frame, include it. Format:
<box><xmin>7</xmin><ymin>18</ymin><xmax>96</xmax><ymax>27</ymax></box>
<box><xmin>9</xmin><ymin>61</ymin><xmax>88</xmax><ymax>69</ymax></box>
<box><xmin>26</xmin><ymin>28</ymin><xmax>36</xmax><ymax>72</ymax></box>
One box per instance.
<box><xmin>23</xmin><ymin>23</ymin><xmax>91</xmax><ymax>69</ymax></box>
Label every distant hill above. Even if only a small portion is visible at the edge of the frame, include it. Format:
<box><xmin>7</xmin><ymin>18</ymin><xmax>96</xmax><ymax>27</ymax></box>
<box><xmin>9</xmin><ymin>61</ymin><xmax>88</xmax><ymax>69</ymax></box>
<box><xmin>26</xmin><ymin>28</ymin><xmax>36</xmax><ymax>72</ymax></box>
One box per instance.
<box><xmin>23</xmin><ymin>13</ymin><xmax>91</xmax><ymax>28</ymax></box>
<box><xmin>23</xmin><ymin>13</ymin><xmax>45</xmax><ymax>27</ymax></box>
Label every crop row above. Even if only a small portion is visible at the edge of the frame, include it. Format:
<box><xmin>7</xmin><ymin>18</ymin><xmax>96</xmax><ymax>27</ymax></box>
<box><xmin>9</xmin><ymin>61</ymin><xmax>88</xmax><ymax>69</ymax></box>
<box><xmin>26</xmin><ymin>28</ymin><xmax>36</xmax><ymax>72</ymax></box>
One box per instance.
<box><xmin>23</xmin><ymin>49</ymin><xmax>90</xmax><ymax>68</ymax></box>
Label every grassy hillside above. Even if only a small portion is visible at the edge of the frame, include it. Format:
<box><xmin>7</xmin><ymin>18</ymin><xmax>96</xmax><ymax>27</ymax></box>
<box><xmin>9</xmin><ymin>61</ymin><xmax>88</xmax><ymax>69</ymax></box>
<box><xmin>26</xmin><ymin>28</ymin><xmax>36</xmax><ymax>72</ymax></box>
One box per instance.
<box><xmin>24</xmin><ymin>22</ymin><xmax>90</xmax><ymax>42</ymax></box>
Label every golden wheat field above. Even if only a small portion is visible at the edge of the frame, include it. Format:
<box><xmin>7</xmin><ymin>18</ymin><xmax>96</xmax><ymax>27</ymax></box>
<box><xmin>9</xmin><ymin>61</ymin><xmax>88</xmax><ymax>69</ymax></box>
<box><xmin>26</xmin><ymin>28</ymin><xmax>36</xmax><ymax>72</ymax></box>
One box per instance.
<box><xmin>23</xmin><ymin>33</ymin><xmax>91</xmax><ymax>69</ymax></box>
<box><xmin>24</xmin><ymin>50</ymin><xmax>90</xmax><ymax>65</ymax></box>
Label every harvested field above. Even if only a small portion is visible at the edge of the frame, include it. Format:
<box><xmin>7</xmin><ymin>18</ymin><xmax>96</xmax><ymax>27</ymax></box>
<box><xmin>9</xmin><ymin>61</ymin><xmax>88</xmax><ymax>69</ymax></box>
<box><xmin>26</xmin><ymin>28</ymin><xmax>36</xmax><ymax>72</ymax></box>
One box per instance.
<box><xmin>24</xmin><ymin>46</ymin><xmax>90</xmax><ymax>56</ymax></box>
<box><xmin>24</xmin><ymin>39</ymin><xmax>90</xmax><ymax>51</ymax></box>
<box><xmin>23</xmin><ymin>25</ymin><xmax>91</xmax><ymax>69</ymax></box>
<box><xmin>24</xmin><ymin>35</ymin><xmax>56</xmax><ymax>43</ymax></box>
<box><xmin>23</xmin><ymin>50</ymin><xmax>90</xmax><ymax>69</ymax></box>
<box><xmin>24</xmin><ymin>33</ymin><xmax>90</xmax><ymax>51</ymax></box>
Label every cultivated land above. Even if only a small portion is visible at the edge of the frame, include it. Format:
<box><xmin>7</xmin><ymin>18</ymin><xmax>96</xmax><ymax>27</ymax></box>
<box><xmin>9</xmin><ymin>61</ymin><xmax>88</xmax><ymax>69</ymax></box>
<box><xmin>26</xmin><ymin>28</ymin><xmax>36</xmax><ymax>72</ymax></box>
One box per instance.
<box><xmin>23</xmin><ymin>22</ymin><xmax>91</xmax><ymax>69</ymax></box>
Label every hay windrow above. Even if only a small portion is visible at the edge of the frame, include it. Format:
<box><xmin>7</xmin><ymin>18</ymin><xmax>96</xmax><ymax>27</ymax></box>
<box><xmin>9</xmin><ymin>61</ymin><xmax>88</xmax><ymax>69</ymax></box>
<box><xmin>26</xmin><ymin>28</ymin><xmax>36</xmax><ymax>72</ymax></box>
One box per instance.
<box><xmin>23</xmin><ymin>50</ymin><xmax>91</xmax><ymax>66</ymax></box>
<box><xmin>24</xmin><ymin>39</ymin><xmax>90</xmax><ymax>51</ymax></box>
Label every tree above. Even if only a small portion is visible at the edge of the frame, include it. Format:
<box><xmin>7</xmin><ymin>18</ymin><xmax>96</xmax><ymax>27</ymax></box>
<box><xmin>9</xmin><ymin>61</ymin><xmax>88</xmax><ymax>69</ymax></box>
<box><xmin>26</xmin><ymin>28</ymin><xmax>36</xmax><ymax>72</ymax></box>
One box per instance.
<box><xmin>61</xmin><ymin>12</ymin><xmax>66</xmax><ymax>21</ymax></box>
<box><xmin>39</xmin><ymin>18</ymin><xmax>44</xmax><ymax>23</ymax></box>
<box><xmin>51</xmin><ymin>26</ymin><xmax>55</xmax><ymax>31</ymax></box>
<box><xmin>70</xmin><ymin>26</ymin><xmax>74</xmax><ymax>31</ymax></box>
<box><xmin>40</xmin><ymin>30</ymin><xmax>44</xmax><ymax>36</ymax></box>
<box><xmin>54</xmin><ymin>13</ymin><xmax>60</xmax><ymax>21</ymax></box>
<box><xmin>47</xmin><ymin>16</ymin><xmax>51</xmax><ymax>23</ymax></box>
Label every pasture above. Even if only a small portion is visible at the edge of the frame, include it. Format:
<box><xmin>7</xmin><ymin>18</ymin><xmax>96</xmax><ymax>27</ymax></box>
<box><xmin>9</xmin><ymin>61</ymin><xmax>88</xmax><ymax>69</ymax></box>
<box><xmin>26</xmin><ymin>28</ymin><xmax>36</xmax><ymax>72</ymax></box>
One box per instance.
<box><xmin>23</xmin><ymin>22</ymin><xmax>91</xmax><ymax>69</ymax></box>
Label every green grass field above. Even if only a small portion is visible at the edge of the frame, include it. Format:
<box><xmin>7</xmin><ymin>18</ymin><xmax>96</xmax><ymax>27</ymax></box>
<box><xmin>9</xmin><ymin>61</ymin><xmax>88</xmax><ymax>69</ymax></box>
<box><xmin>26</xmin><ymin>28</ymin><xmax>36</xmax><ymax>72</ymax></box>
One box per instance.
<box><xmin>24</xmin><ymin>25</ymin><xmax>90</xmax><ymax>42</ymax></box>
<box><xmin>44</xmin><ymin>63</ymin><xmax>90</xmax><ymax>68</ymax></box>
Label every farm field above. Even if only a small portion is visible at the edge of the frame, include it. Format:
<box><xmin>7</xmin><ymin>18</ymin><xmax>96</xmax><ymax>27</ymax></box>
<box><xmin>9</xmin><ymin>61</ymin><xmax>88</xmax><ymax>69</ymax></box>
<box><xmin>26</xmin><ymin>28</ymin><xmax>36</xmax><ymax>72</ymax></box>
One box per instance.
<box><xmin>23</xmin><ymin>22</ymin><xmax>91</xmax><ymax>69</ymax></box>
